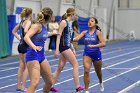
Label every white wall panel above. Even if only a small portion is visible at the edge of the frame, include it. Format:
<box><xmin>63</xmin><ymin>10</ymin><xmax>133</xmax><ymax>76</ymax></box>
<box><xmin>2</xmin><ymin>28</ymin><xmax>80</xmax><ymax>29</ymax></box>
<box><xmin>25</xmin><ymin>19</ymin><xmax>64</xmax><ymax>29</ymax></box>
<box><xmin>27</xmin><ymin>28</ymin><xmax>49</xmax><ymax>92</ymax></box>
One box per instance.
<box><xmin>118</xmin><ymin>9</ymin><xmax>140</xmax><ymax>40</ymax></box>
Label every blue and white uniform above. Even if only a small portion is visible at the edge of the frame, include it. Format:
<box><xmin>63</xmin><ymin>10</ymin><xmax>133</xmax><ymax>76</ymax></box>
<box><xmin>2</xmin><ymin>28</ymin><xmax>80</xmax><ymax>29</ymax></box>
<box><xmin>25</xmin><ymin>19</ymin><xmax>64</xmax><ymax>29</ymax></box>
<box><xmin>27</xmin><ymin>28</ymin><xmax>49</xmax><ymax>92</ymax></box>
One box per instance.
<box><xmin>26</xmin><ymin>24</ymin><xmax>48</xmax><ymax>63</ymax></box>
<box><xmin>59</xmin><ymin>20</ymin><xmax>71</xmax><ymax>53</ymax></box>
<box><xmin>18</xmin><ymin>20</ymin><xmax>29</xmax><ymax>54</ymax></box>
<box><xmin>83</xmin><ymin>29</ymin><xmax>102</xmax><ymax>62</ymax></box>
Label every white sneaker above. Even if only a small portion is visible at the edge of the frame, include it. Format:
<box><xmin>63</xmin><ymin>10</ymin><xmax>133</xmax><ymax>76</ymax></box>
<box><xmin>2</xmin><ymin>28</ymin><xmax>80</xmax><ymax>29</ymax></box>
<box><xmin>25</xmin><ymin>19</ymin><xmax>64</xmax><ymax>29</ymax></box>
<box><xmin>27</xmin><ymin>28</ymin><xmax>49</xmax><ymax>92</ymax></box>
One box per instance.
<box><xmin>85</xmin><ymin>91</ymin><xmax>89</xmax><ymax>93</ymax></box>
<box><xmin>20</xmin><ymin>88</ymin><xmax>27</xmax><ymax>92</ymax></box>
<box><xmin>100</xmin><ymin>83</ymin><xmax>104</xmax><ymax>92</ymax></box>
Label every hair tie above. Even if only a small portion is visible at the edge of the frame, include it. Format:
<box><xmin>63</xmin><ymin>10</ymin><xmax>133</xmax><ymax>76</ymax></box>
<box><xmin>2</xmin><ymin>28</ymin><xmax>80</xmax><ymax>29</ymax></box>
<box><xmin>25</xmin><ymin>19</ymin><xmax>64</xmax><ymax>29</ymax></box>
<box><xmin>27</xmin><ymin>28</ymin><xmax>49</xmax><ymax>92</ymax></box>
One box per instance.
<box><xmin>23</xmin><ymin>8</ymin><xmax>26</xmax><ymax>12</ymax></box>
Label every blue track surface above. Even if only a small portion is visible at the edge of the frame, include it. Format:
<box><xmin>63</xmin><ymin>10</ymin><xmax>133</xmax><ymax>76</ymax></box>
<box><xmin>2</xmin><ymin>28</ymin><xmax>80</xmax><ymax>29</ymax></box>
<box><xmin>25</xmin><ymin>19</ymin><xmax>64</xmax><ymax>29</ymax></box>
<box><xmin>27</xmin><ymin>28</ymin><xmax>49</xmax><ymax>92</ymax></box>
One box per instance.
<box><xmin>0</xmin><ymin>40</ymin><xmax>140</xmax><ymax>93</ymax></box>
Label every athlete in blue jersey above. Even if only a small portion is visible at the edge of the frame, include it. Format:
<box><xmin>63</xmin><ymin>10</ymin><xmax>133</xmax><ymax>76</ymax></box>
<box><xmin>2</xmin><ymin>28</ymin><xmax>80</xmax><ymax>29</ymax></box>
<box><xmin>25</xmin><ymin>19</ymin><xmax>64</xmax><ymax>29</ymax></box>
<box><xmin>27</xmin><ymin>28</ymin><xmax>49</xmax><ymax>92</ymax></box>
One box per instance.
<box><xmin>12</xmin><ymin>8</ymin><xmax>32</xmax><ymax>92</ymax></box>
<box><xmin>52</xmin><ymin>8</ymin><xmax>84</xmax><ymax>92</ymax></box>
<box><xmin>24</xmin><ymin>7</ymin><xmax>54</xmax><ymax>93</ymax></box>
<box><xmin>73</xmin><ymin>17</ymin><xmax>106</xmax><ymax>93</ymax></box>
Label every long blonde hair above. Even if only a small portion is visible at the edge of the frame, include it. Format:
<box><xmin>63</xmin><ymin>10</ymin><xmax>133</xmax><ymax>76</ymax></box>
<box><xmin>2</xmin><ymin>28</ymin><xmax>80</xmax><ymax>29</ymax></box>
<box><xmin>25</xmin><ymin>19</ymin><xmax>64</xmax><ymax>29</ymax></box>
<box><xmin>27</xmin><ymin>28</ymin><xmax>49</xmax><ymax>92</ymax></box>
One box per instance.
<box><xmin>61</xmin><ymin>8</ymin><xmax>75</xmax><ymax>21</ymax></box>
<box><xmin>20</xmin><ymin>8</ymin><xmax>32</xmax><ymax>19</ymax></box>
<box><xmin>34</xmin><ymin>7</ymin><xmax>53</xmax><ymax>24</ymax></box>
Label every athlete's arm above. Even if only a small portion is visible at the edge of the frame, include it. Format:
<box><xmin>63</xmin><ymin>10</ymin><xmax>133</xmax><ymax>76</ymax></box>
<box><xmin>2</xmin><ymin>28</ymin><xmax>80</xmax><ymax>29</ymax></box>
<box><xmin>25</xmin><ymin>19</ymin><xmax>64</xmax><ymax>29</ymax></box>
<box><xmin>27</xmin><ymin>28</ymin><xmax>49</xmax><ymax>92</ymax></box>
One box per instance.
<box><xmin>48</xmin><ymin>30</ymin><xmax>57</xmax><ymax>36</ymax></box>
<box><xmin>48</xmin><ymin>23</ymin><xmax>59</xmax><ymax>36</ymax></box>
<box><xmin>24</xmin><ymin>20</ymin><xmax>31</xmax><ymax>34</ymax></box>
<box><xmin>12</xmin><ymin>24</ymin><xmax>21</xmax><ymax>41</ymax></box>
<box><xmin>70</xmin><ymin>43</ymin><xmax>76</xmax><ymax>55</ymax></box>
<box><xmin>73</xmin><ymin>31</ymin><xmax>87</xmax><ymax>41</ymax></box>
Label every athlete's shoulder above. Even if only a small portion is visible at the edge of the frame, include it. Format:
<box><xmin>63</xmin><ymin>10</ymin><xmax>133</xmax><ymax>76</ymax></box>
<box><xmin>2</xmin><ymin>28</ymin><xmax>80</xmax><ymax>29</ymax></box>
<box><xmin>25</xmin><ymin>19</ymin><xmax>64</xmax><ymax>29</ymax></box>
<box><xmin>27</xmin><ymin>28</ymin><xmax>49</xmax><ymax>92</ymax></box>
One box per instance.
<box><xmin>60</xmin><ymin>20</ymin><xmax>67</xmax><ymax>24</ymax></box>
<box><xmin>96</xmin><ymin>30</ymin><xmax>102</xmax><ymax>34</ymax></box>
<box><xmin>60</xmin><ymin>20</ymin><xmax>67</xmax><ymax>27</ymax></box>
<box><xmin>82</xmin><ymin>30</ymin><xmax>88</xmax><ymax>34</ymax></box>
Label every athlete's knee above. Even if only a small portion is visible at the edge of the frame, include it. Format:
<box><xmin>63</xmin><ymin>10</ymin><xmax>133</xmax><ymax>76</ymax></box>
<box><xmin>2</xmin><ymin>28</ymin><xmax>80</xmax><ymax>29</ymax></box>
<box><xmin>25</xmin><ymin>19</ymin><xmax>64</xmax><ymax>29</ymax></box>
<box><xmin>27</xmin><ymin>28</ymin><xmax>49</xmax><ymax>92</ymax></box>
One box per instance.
<box><xmin>95</xmin><ymin>68</ymin><xmax>102</xmax><ymax>73</ymax></box>
<box><xmin>19</xmin><ymin>62</ymin><xmax>26</xmax><ymax>69</ymax></box>
<box><xmin>18</xmin><ymin>66</ymin><xmax>24</xmax><ymax>71</ymax></box>
<box><xmin>72</xmin><ymin>61</ymin><xmax>79</xmax><ymax>68</ymax></box>
<box><xmin>84</xmin><ymin>69</ymin><xmax>90</xmax><ymax>75</ymax></box>
<box><xmin>24</xmin><ymin>67</ymin><xmax>28</xmax><ymax>74</ymax></box>
<box><xmin>30</xmin><ymin>78</ymin><xmax>40</xmax><ymax>88</ymax></box>
<box><xmin>47</xmin><ymin>79</ymin><xmax>53</xmax><ymax>86</ymax></box>
<box><xmin>17</xmin><ymin>73</ymin><xmax>22</xmax><ymax>77</ymax></box>
<box><xmin>57</xmin><ymin>66</ymin><xmax>64</xmax><ymax>72</ymax></box>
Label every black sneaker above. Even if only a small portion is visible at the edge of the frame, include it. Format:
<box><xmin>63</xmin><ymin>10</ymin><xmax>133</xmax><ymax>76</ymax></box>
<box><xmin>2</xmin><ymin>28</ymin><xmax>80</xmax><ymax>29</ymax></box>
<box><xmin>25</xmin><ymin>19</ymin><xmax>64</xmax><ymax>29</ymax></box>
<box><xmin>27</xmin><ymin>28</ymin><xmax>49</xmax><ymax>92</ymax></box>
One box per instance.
<box><xmin>16</xmin><ymin>89</ymin><xmax>21</xmax><ymax>92</ymax></box>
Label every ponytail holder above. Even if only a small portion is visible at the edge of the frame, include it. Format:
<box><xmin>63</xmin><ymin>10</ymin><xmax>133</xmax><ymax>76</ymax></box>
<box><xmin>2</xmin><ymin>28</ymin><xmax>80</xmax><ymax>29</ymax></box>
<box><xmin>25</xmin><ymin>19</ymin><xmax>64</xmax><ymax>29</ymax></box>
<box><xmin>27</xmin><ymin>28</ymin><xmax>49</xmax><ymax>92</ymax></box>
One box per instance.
<box><xmin>23</xmin><ymin>8</ymin><xmax>26</xmax><ymax>12</ymax></box>
<box><xmin>40</xmin><ymin>10</ymin><xmax>43</xmax><ymax>14</ymax></box>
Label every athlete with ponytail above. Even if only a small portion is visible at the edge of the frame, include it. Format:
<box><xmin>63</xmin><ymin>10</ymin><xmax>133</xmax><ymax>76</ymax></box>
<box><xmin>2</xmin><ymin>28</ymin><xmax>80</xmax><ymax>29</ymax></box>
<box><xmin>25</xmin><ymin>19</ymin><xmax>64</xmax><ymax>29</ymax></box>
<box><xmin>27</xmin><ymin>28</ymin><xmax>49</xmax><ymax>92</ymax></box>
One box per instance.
<box><xmin>24</xmin><ymin>7</ymin><xmax>54</xmax><ymax>93</ymax></box>
<box><xmin>12</xmin><ymin>7</ymin><xmax>32</xmax><ymax>92</ymax></box>
<box><xmin>73</xmin><ymin>17</ymin><xmax>106</xmax><ymax>93</ymax></box>
<box><xmin>51</xmin><ymin>8</ymin><xmax>84</xmax><ymax>92</ymax></box>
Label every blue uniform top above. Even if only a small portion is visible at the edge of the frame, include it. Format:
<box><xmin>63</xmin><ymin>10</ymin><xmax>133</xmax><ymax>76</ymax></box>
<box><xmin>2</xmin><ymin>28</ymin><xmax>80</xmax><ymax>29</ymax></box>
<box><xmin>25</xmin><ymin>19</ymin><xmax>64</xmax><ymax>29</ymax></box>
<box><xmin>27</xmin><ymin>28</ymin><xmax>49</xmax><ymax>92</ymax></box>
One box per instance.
<box><xmin>31</xmin><ymin>24</ymin><xmax>48</xmax><ymax>47</ymax></box>
<box><xmin>60</xmin><ymin>20</ymin><xmax>71</xmax><ymax>47</ymax></box>
<box><xmin>26</xmin><ymin>24</ymin><xmax>48</xmax><ymax>63</ymax></box>
<box><xmin>84</xmin><ymin>29</ymin><xmax>100</xmax><ymax>53</ymax></box>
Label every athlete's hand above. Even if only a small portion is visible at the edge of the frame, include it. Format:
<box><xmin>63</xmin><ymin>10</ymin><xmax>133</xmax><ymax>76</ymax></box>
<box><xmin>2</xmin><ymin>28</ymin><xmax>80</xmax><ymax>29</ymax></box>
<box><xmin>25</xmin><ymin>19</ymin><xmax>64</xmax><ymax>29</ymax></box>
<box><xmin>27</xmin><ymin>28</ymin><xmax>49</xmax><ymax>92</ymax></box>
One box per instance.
<box><xmin>54</xmin><ymin>50</ymin><xmax>59</xmax><ymax>58</ymax></box>
<box><xmin>88</xmin><ymin>44</ymin><xmax>95</xmax><ymax>48</ymax></box>
<box><xmin>33</xmin><ymin>46</ymin><xmax>43</xmax><ymax>52</ymax></box>
<box><xmin>73</xmin><ymin>38</ymin><xmax>76</xmax><ymax>42</ymax></box>
<box><xmin>53</xmin><ymin>30</ymin><xmax>58</xmax><ymax>35</ymax></box>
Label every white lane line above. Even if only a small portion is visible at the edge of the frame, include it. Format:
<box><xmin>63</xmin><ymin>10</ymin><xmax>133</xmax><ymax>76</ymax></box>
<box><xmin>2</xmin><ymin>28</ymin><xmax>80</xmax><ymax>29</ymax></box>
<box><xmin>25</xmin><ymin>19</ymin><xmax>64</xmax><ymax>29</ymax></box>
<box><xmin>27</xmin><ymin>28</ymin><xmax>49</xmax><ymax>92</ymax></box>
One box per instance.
<box><xmin>1</xmin><ymin>53</ymin><xmax>140</xmax><ymax>90</ymax></box>
<box><xmin>0</xmin><ymin>49</ymin><xmax>120</xmax><ymax>80</ymax></box>
<box><xmin>0</xmin><ymin>46</ymin><xmax>139</xmax><ymax>67</ymax></box>
<box><xmin>118</xmin><ymin>80</ymin><xmax>140</xmax><ymax>93</ymax></box>
<box><xmin>35</xmin><ymin>55</ymin><xmax>140</xmax><ymax>92</ymax></box>
<box><xmin>0</xmin><ymin>49</ymin><xmax>119</xmax><ymax>80</ymax></box>
<box><xmin>88</xmin><ymin>66</ymin><xmax>140</xmax><ymax>89</ymax></box>
<box><xmin>0</xmin><ymin>47</ymin><xmax>138</xmax><ymax>79</ymax></box>
<box><xmin>0</xmin><ymin>49</ymin><xmax>83</xmax><ymax>67</ymax></box>
<box><xmin>0</xmin><ymin>74</ymin><xmax>17</xmax><ymax>80</ymax></box>
<box><xmin>79</xmin><ymin>67</ymin><xmax>140</xmax><ymax>70</ymax></box>
<box><xmin>0</xmin><ymin>62</ymin><xmax>20</xmax><ymax>67</ymax></box>
<box><xmin>0</xmin><ymin>48</ymin><xmax>140</xmax><ymax>90</ymax></box>
<box><xmin>0</xmin><ymin>46</ymin><xmax>130</xmax><ymax>72</ymax></box>
<box><xmin>0</xmin><ymin>51</ymin><xmax>117</xmax><ymax>79</ymax></box>
<box><xmin>106</xmin><ymin>67</ymin><xmax>140</xmax><ymax>70</ymax></box>
<box><xmin>60</xmin><ymin>50</ymin><xmax>140</xmax><ymax>73</ymax></box>
<box><xmin>45</xmin><ymin>49</ymin><xmax>83</xmax><ymax>58</ymax></box>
